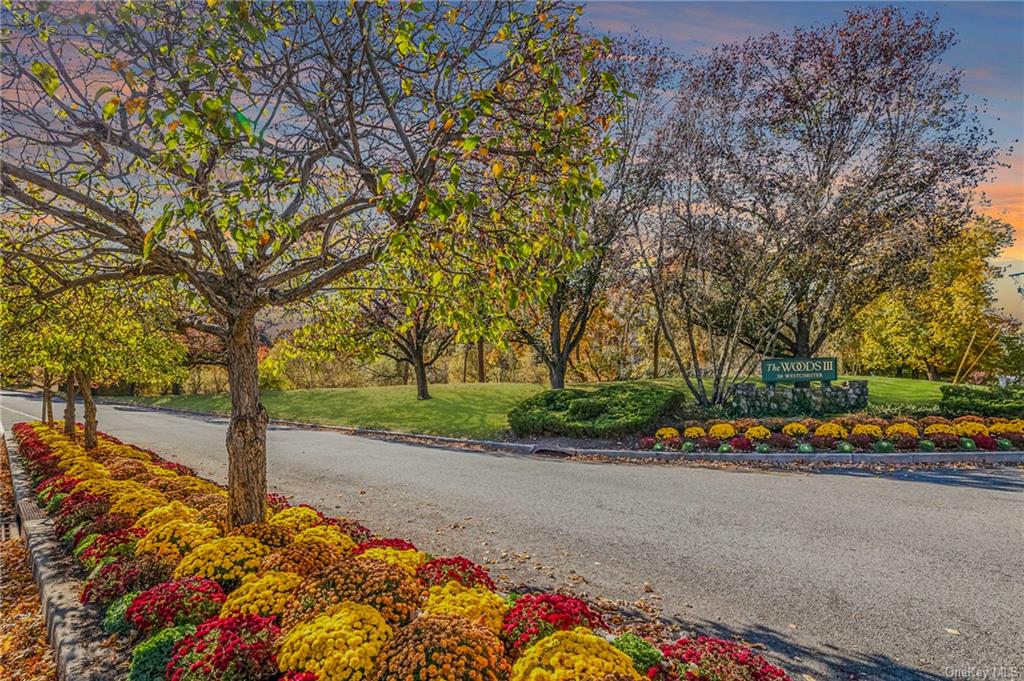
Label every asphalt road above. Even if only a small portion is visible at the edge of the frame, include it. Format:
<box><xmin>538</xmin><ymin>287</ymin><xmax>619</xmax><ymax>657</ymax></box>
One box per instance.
<box><xmin>2</xmin><ymin>391</ymin><xmax>1021</xmax><ymax>680</ymax></box>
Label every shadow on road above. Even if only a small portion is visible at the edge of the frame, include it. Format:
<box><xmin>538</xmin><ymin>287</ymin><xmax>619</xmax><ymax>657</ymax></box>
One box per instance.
<box><xmin>810</xmin><ymin>466</ymin><xmax>1024</xmax><ymax>493</ymax></box>
<box><xmin>610</xmin><ymin>602</ymin><xmax>950</xmax><ymax>681</ymax></box>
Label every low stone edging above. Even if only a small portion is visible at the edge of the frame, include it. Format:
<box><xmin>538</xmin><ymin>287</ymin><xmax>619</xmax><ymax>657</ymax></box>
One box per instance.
<box><xmin>99</xmin><ymin>399</ymin><xmax>1024</xmax><ymax>466</ymax></box>
<box><xmin>3</xmin><ymin>427</ymin><xmax>126</xmax><ymax>681</ymax></box>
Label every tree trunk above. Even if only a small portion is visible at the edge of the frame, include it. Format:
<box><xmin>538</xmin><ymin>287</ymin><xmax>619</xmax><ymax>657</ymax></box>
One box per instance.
<box><xmin>63</xmin><ymin>373</ymin><xmax>77</xmax><ymax>436</ymax></box>
<box><xmin>461</xmin><ymin>345</ymin><xmax>470</xmax><ymax>383</ymax></box>
<box><xmin>793</xmin><ymin>312</ymin><xmax>812</xmax><ymax>388</ymax></box>
<box><xmin>225</xmin><ymin>313</ymin><xmax>268</xmax><ymax>528</ymax></box>
<box><xmin>401</xmin><ymin>361</ymin><xmax>410</xmax><ymax>385</ymax></box>
<box><xmin>412</xmin><ymin>349</ymin><xmax>431</xmax><ymax>400</ymax></box>
<box><xmin>476</xmin><ymin>339</ymin><xmax>486</xmax><ymax>382</ymax></box>
<box><xmin>77</xmin><ymin>371</ymin><xmax>98</xmax><ymax>449</ymax></box>
<box><xmin>652</xmin><ymin>324</ymin><xmax>661</xmax><ymax>379</ymax></box>
<box><xmin>793</xmin><ymin>313</ymin><xmax>811</xmax><ymax>358</ymax></box>
<box><xmin>41</xmin><ymin>369</ymin><xmax>52</xmax><ymax>423</ymax></box>
<box><xmin>924</xmin><ymin>361</ymin><xmax>939</xmax><ymax>382</ymax></box>
<box><xmin>549</xmin><ymin>361</ymin><xmax>566</xmax><ymax>390</ymax></box>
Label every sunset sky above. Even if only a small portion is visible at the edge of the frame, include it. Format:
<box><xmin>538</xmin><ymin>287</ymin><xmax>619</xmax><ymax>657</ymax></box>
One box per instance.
<box><xmin>583</xmin><ymin>1</ymin><xmax>1024</xmax><ymax>319</ymax></box>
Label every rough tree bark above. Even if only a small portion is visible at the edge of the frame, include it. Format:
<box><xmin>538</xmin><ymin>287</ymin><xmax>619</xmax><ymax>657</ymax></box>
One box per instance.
<box><xmin>76</xmin><ymin>370</ymin><xmax>98</xmax><ymax>449</ymax></box>
<box><xmin>476</xmin><ymin>339</ymin><xmax>486</xmax><ymax>383</ymax></box>
<box><xmin>548</xmin><ymin>356</ymin><xmax>568</xmax><ymax>390</ymax></box>
<box><xmin>41</xmin><ymin>369</ymin><xmax>52</xmax><ymax>424</ymax></box>
<box><xmin>652</xmin><ymin>324</ymin><xmax>661</xmax><ymax>379</ymax></box>
<box><xmin>225</xmin><ymin>313</ymin><xmax>268</xmax><ymax>528</ymax></box>
<box><xmin>412</xmin><ymin>348</ymin><xmax>430</xmax><ymax>400</ymax></box>
<box><xmin>62</xmin><ymin>373</ymin><xmax>76</xmax><ymax>436</ymax></box>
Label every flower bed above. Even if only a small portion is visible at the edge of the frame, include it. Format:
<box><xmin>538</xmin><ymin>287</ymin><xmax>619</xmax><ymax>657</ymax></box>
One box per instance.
<box><xmin>642</xmin><ymin>416</ymin><xmax>1024</xmax><ymax>454</ymax></box>
<box><xmin>11</xmin><ymin>421</ymin><xmax>792</xmax><ymax>680</ymax></box>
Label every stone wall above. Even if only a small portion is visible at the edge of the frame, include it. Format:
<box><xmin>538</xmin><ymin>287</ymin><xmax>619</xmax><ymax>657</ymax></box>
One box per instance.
<box><xmin>730</xmin><ymin>380</ymin><xmax>868</xmax><ymax>416</ymax></box>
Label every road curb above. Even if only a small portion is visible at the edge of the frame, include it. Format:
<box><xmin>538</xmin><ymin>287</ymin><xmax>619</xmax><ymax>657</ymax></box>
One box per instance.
<box><xmin>3</xmin><ymin>429</ymin><xmax>127</xmax><ymax>681</ymax></box>
<box><xmin>96</xmin><ymin>398</ymin><xmax>1024</xmax><ymax>466</ymax></box>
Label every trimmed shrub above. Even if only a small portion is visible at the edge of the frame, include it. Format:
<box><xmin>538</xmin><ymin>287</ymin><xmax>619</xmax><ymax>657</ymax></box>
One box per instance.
<box><xmin>509</xmin><ymin>384</ymin><xmax>683</xmax><ymax>438</ymax></box>
<box><xmin>940</xmin><ymin>385</ymin><xmax>1024</xmax><ymax>418</ymax></box>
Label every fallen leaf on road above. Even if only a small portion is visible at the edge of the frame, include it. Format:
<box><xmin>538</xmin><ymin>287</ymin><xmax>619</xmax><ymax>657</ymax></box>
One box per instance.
<box><xmin>945</xmin><ymin>628</ymin><xmax>961</xmax><ymax>635</ymax></box>
<box><xmin>801</xmin><ymin>674</ymin><xmax>817</xmax><ymax>681</ymax></box>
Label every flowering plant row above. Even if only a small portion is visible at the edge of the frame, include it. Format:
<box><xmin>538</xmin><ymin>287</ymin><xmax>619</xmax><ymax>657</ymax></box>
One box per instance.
<box><xmin>645</xmin><ymin>415</ymin><xmax>1024</xmax><ymax>454</ymax></box>
<box><xmin>13</xmin><ymin>421</ymin><xmax>791</xmax><ymax>681</ymax></box>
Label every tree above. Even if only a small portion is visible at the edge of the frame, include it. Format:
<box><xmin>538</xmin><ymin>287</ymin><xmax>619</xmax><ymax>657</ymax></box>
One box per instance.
<box><xmin>293</xmin><ymin>266</ymin><xmax>457</xmax><ymax>401</ymax></box>
<box><xmin>847</xmin><ymin>216</ymin><xmax>1014</xmax><ymax>380</ymax></box>
<box><xmin>0</xmin><ymin>272</ymin><xmax>186</xmax><ymax>446</ymax></box>
<box><xmin>2</xmin><ymin>1</ymin><xmax>614</xmax><ymax>524</ymax></box>
<box><xmin>663</xmin><ymin>7</ymin><xmax>1001</xmax><ymax>360</ymax></box>
<box><xmin>508</xmin><ymin>38</ymin><xmax>672</xmax><ymax>388</ymax></box>
<box><xmin>631</xmin><ymin>170</ymin><xmax>797</xmax><ymax>406</ymax></box>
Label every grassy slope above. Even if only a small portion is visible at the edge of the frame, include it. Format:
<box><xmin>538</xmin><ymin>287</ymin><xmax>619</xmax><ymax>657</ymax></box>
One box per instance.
<box><xmin>113</xmin><ymin>375</ymin><xmax>944</xmax><ymax>439</ymax></box>
<box><xmin>119</xmin><ymin>383</ymin><xmax>543</xmax><ymax>440</ymax></box>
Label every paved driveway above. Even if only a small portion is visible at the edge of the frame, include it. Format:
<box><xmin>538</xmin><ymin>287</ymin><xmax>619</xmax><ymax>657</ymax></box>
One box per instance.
<box><xmin>2</xmin><ymin>391</ymin><xmax>1021</xmax><ymax>680</ymax></box>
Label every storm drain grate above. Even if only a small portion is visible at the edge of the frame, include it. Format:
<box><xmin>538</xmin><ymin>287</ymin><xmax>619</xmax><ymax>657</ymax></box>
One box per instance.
<box><xmin>1</xmin><ymin>517</ymin><xmax>16</xmax><ymax>541</ymax></box>
<box><xmin>18</xmin><ymin>499</ymin><xmax>47</xmax><ymax>521</ymax></box>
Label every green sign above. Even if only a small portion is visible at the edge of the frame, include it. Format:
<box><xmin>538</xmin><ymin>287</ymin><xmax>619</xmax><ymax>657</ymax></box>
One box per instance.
<box><xmin>761</xmin><ymin>357</ymin><xmax>838</xmax><ymax>384</ymax></box>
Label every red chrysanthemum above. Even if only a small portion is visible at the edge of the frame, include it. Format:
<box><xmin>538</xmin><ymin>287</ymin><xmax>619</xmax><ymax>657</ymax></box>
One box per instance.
<box><xmin>501</xmin><ymin>593</ymin><xmax>604</xmax><ymax>655</ymax></box>
<box><xmin>353</xmin><ymin>537</ymin><xmax>416</xmax><ymax>554</ymax></box>
<box><xmin>126</xmin><ymin>577</ymin><xmax>227</xmax><ymax>636</ymax></box>
<box><xmin>656</xmin><ymin>636</ymin><xmax>791</xmax><ymax>681</ymax></box>
<box><xmin>417</xmin><ymin>556</ymin><xmax>495</xmax><ymax>590</ymax></box>
<box><xmin>166</xmin><ymin>614</ymin><xmax>280</xmax><ymax>681</ymax></box>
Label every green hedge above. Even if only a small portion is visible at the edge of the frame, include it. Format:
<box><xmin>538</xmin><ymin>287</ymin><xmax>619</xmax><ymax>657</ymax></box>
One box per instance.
<box><xmin>508</xmin><ymin>384</ymin><xmax>683</xmax><ymax>438</ymax></box>
<box><xmin>939</xmin><ymin>384</ymin><xmax>1024</xmax><ymax>418</ymax></box>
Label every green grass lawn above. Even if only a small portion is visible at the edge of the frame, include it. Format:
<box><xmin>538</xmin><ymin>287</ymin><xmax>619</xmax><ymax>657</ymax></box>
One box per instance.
<box><xmin>114</xmin><ymin>383</ymin><xmax>544</xmax><ymax>440</ymax></box>
<box><xmin>111</xmin><ymin>375</ymin><xmax>944</xmax><ymax>439</ymax></box>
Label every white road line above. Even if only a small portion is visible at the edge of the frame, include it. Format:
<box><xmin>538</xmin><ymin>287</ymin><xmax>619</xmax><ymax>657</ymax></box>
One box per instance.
<box><xmin>0</xmin><ymin>402</ymin><xmax>42</xmax><ymax>420</ymax></box>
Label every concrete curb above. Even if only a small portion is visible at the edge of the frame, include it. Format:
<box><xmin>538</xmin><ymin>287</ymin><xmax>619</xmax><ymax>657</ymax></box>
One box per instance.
<box><xmin>4</xmin><ymin>430</ymin><xmax>127</xmax><ymax>681</ymax></box>
<box><xmin>99</xmin><ymin>399</ymin><xmax>1024</xmax><ymax>466</ymax></box>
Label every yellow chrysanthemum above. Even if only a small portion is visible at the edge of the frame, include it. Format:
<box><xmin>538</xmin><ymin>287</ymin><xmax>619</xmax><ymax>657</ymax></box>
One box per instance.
<box><xmin>814</xmin><ymin>422</ymin><xmax>849</xmax><ymax>439</ymax></box>
<box><xmin>134</xmin><ymin>501</ymin><xmax>199</xmax><ymax>530</ymax></box>
<box><xmin>510</xmin><ymin>628</ymin><xmax>641</xmax><ymax>681</ymax></box>
<box><xmin>744</xmin><ymin>425</ymin><xmax>772</xmax><ymax>440</ymax></box>
<box><xmin>173</xmin><ymin>536</ymin><xmax>271</xmax><ymax>586</ymax></box>
<box><xmin>955</xmin><ymin>421</ymin><xmax>989</xmax><ymax>437</ymax></box>
<box><xmin>782</xmin><ymin>422</ymin><xmax>809</xmax><ymax>438</ymax></box>
<box><xmin>424</xmin><ymin>582</ymin><xmax>507</xmax><ymax>633</ymax></box>
<box><xmin>850</xmin><ymin>424</ymin><xmax>882</xmax><ymax>438</ymax></box>
<box><xmin>357</xmin><ymin>547</ymin><xmax>426</xmax><ymax>576</ymax></box>
<box><xmin>293</xmin><ymin>525</ymin><xmax>356</xmax><ymax>552</ymax></box>
<box><xmin>277</xmin><ymin>601</ymin><xmax>393</xmax><ymax>681</ymax></box>
<box><xmin>707</xmin><ymin>423</ymin><xmax>736</xmax><ymax>440</ymax></box>
<box><xmin>268</xmin><ymin>506</ymin><xmax>322</xmax><ymax>534</ymax></box>
<box><xmin>885</xmin><ymin>423</ymin><xmax>919</xmax><ymax>439</ymax></box>
<box><xmin>654</xmin><ymin>427</ymin><xmax>679</xmax><ymax>441</ymax></box>
<box><xmin>221</xmin><ymin>570</ymin><xmax>304</xmax><ymax>619</ymax></box>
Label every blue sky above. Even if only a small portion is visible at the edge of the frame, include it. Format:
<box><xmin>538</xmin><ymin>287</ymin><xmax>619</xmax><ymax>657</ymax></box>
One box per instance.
<box><xmin>582</xmin><ymin>1</ymin><xmax>1024</xmax><ymax>320</ymax></box>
